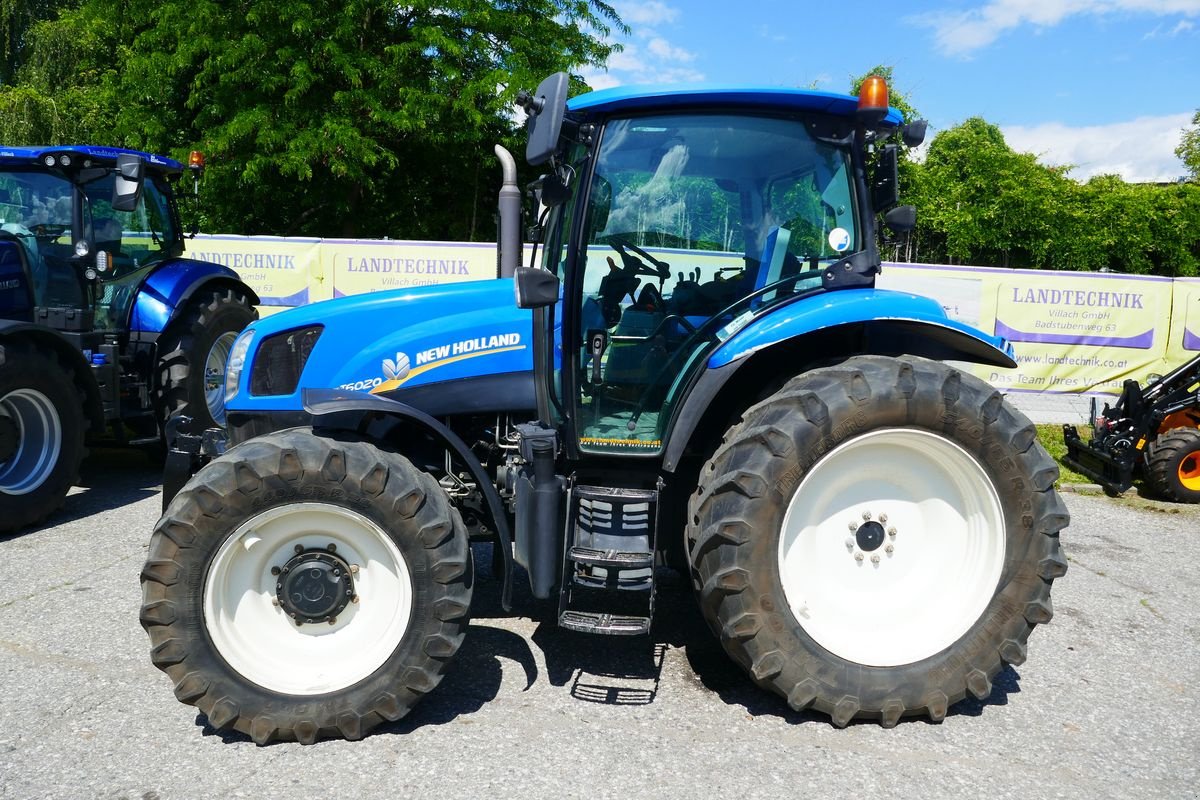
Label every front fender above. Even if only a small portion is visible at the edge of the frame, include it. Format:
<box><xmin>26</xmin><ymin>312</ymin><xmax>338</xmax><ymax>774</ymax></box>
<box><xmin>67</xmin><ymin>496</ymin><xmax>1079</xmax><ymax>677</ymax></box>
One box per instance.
<box><xmin>130</xmin><ymin>258</ymin><xmax>259</xmax><ymax>333</ymax></box>
<box><xmin>708</xmin><ymin>288</ymin><xmax>1015</xmax><ymax>369</ymax></box>
<box><xmin>301</xmin><ymin>388</ymin><xmax>514</xmax><ymax>611</ymax></box>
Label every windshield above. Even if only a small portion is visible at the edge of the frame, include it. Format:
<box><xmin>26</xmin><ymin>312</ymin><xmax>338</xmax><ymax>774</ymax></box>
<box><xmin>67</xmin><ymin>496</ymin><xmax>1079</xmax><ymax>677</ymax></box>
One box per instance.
<box><xmin>572</xmin><ymin>112</ymin><xmax>861</xmax><ymax>454</ymax></box>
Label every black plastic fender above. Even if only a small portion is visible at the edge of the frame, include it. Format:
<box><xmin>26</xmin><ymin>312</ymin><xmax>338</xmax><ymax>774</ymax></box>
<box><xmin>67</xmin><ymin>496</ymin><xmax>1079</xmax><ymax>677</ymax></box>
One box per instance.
<box><xmin>302</xmin><ymin>388</ymin><xmax>513</xmax><ymax>610</ymax></box>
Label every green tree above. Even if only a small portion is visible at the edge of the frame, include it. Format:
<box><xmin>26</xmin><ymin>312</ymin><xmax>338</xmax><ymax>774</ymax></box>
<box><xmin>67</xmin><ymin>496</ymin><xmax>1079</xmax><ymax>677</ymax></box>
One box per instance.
<box><xmin>1179</xmin><ymin>109</ymin><xmax>1200</xmax><ymax>182</ymax></box>
<box><xmin>1</xmin><ymin>0</ymin><xmax>625</xmax><ymax>239</ymax></box>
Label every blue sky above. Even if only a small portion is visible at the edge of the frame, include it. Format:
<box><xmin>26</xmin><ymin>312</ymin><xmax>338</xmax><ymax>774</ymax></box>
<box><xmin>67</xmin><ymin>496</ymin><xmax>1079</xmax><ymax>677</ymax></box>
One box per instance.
<box><xmin>580</xmin><ymin>0</ymin><xmax>1200</xmax><ymax>182</ymax></box>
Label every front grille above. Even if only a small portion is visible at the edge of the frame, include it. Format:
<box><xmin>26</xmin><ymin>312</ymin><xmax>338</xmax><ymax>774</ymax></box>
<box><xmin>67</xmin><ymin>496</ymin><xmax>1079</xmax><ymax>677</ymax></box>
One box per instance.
<box><xmin>249</xmin><ymin>325</ymin><xmax>322</xmax><ymax>396</ymax></box>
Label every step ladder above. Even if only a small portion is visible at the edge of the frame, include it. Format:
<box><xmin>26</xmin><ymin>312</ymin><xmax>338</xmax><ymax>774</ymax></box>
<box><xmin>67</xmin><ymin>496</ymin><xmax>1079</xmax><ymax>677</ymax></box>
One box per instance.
<box><xmin>557</xmin><ymin>482</ymin><xmax>661</xmax><ymax>636</ymax></box>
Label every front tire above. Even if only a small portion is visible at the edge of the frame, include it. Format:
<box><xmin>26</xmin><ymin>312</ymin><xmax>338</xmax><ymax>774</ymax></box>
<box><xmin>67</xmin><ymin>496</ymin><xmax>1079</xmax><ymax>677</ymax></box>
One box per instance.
<box><xmin>1146</xmin><ymin>427</ymin><xmax>1200</xmax><ymax>503</ymax></box>
<box><xmin>688</xmin><ymin>356</ymin><xmax>1069</xmax><ymax>726</ymax></box>
<box><xmin>140</xmin><ymin>428</ymin><xmax>473</xmax><ymax>744</ymax></box>
<box><xmin>0</xmin><ymin>341</ymin><xmax>86</xmax><ymax>533</ymax></box>
<box><xmin>155</xmin><ymin>287</ymin><xmax>256</xmax><ymax>430</ymax></box>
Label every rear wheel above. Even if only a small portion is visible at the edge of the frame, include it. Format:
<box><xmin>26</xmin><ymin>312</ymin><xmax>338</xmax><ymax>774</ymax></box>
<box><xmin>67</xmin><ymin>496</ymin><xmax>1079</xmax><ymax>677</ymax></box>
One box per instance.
<box><xmin>155</xmin><ymin>287</ymin><xmax>256</xmax><ymax>430</ymax></box>
<box><xmin>140</xmin><ymin>428</ymin><xmax>473</xmax><ymax>744</ymax></box>
<box><xmin>0</xmin><ymin>341</ymin><xmax>86</xmax><ymax>534</ymax></box>
<box><xmin>1146</xmin><ymin>427</ymin><xmax>1200</xmax><ymax>503</ymax></box>
<box><xmin>688</xmin><ymin>355</ymin><xmax>1069</xmax><ymax>726</ymax></box>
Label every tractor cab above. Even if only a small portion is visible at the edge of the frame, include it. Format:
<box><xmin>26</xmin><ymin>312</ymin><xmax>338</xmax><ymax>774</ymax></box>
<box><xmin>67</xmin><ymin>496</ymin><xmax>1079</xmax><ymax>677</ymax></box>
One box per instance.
<box><xmin>0</xmin><ymin>146</ymin><xmax>191</xmax><ymax>331</ymax></box>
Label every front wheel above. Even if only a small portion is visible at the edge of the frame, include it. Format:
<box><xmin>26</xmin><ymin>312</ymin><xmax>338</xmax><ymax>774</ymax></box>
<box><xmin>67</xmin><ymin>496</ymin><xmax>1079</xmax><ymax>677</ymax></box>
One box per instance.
<box><xmin>688</xmin><ymin>355</ymin><xmax>1069</xmax><ymax>726</ymax></box>
<box><xmin>140</xmin><ymin>428</ymin><xmax>473</xmax><ymax>744</ymax></box>
<box><xmin>155</xmin><ymin>287</ymin><xmax>256</xmax><ymax>430</ymax></box>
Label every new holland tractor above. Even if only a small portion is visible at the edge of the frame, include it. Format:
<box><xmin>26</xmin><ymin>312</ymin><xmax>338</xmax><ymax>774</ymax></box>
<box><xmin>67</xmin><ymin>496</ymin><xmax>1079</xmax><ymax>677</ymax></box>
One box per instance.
<box><xmin>142</xmin><ymin>74</ymin><xmax>1069</xmax><ymax>744</ymax></box>
<box><xmin>0</xmin><ymin>146</ymin><xmax>257</xmax><ymax>533</ymax></box>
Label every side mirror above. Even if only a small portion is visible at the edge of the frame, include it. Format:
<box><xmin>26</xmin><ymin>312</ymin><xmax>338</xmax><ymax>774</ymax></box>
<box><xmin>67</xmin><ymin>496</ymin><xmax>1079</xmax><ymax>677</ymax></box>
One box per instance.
<box><xmin>513</xmin><ymin>266</ymin><xmax>560</xmax><ymax>309</ymax></box>
<box><xmin>883</xmin><ymin>204</ymin><xmax>916</xmax><ymax>234</ymax></box>
<box><xmin>522</xmin><ymin>72</ymin><xmax>570</xmax><ymax>166</ymax></box>
<box><xmin>112</xmin><ymin>153</ymin><xmax>145</xmax><ymax>213</ymax></box>
<box><xmin>902</xmin><ymin>120</ymin><xmax>928</xmax><ymax>148</ymax></box>
<box><xmin>871</xmin><ymin>144</ymin><xmax>899</xmax><ymax>212</ymax></box>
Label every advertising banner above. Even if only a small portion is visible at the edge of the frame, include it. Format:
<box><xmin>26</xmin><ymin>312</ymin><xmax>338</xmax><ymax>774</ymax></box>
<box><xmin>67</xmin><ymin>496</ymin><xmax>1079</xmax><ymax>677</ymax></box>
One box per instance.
<box><xmin>880</xmin><ymin>263</ymin><xmax>1176</xmax><ymax>395</ymax></box>
<box><xmin>189</xmin><ymin>234</ymin><xmax>319</xmax><ymax>306</ymax></box>
<box><xmin>326</xmin><ymin>239</ymin><xmax>503</xmax><ymax>297</ymax></box>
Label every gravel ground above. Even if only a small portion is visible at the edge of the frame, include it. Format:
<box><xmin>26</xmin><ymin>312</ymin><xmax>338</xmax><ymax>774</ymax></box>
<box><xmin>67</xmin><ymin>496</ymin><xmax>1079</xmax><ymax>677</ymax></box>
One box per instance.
<box><xmin>0</xmin><ymin>449</ymin><xmax>1197</xmax><ymax>800</ymax></box>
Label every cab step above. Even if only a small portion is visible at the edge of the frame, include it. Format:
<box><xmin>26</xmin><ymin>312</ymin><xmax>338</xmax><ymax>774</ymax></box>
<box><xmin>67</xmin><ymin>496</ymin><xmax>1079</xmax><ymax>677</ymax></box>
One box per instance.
<box><xmin>559</xmin><ymin>610</ymin><xmax>651</xmax><ymax>636</ymax></box>
<box><xmin>557</xmin><ymin>480</ymin><xmax>662</xmax><ymax>636</ymax></box>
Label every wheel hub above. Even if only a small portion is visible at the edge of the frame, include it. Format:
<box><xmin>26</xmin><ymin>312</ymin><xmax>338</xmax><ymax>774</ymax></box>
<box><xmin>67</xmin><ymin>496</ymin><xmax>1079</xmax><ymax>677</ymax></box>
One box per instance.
<box><xmin>855</xmin><ymin>520</ymin><xmax>886</xmax><ymax>552</ymax></box>
<box><xmin>0</xmin><ymin>414</ymin><xmax>18</xmax><ymax>463</ymax></box>
<box><xmin>275</xmin><ymin>547</ymin><xmax>355</xmax><ymax>625</ymax></box>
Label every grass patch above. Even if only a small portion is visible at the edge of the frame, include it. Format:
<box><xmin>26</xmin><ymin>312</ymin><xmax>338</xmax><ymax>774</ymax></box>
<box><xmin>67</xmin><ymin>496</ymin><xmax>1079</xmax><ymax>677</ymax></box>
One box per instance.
<box><xmin>1035</xmin><ymin>423</ymin><xmax>1092</xmax><ymax>486</ymax></box>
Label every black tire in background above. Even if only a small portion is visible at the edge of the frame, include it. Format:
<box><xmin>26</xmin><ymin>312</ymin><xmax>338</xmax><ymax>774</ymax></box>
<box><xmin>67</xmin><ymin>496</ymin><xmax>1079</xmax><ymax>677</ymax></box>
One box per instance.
<box><xmin>687</xmin><ymin>355</ymin><xmax>1069</xmax><ymax>727</ymax></box>
<box><xmin>140</xmin><ymin>428</ymin><xmax>473</xmax><ymax>744</ymax></box>
<box><xmin>155</xmin><ymin>287</ymin><xmax>256</xmax><ymax>431</ymax></box>
<box><xmin>0</xmin><ymin>341</ymin><xmax>86</xmax><ymax>534</ymax></box>
<box><xmin>1146</xmin><ymin>427</ymin><xmax>1200</xmax><ymax>503</ymax></box>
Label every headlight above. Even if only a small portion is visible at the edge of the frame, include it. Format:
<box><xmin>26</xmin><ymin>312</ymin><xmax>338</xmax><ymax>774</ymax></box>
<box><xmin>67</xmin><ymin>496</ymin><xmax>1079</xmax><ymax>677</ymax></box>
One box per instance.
<box><xmin>249</xmin><ymin>325</ymin><xmax>323</xmax><ymax>396</ymax></box>
<box><xmin>224</xmin><ymin>329</ymin><xmax>255</xmax><ymax>404</ymax></box>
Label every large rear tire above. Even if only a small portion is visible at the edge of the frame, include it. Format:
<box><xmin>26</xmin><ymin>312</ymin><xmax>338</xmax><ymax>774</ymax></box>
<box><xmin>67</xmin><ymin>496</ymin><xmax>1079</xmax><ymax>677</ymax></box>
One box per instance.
<box><xmin>155</xmin><ymin>287</ymin><xmax>256</xmax><ymax>430</ymax></box>
<box><xmin>1145</xmin><ymin>427</ymin><xmax>1200</xmax><ymax>503</ymax></box>
<box><xmin>140</xmin><ymin>428</ymin><xmax>473</xmax><ymax>744</ymax></box>
<box><xmin>0</xmin><ymin>341</ymin><xmax>86</xmax><ymax>534</ymax></box>
<box><xmin>687</xmin><ymin>355</ymin><xmax>1069</xmax><ymax>726</ymax></box>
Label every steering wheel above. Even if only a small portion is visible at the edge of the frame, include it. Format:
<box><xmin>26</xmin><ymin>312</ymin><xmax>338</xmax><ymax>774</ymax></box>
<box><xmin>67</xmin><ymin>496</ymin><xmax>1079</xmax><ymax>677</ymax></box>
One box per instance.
<box><xmin>606</xmin><ymin>234</ymin><xmax>671</xmax><ymax>281</ymax></box>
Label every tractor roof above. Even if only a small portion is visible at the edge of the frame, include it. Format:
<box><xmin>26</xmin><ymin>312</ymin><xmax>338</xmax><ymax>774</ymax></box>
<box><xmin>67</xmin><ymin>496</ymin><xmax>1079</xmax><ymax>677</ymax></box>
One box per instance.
<box><xmin>0</xmin><ymin>145</ymin><xmax>184</xmax><ymax>173</ymax></box>
<box><xmin>568</xmin><ymin>84</ymin><xmax>903</xmax><ymax>126</ymax></box>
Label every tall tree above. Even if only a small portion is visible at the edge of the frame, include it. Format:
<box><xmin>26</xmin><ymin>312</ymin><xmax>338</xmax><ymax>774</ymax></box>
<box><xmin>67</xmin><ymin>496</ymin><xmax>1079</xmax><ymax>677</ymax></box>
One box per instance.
<box><xmin>1179</xmin><ymin>109</ymin><xmax>1200</xmax><ymax>182</ymax></box>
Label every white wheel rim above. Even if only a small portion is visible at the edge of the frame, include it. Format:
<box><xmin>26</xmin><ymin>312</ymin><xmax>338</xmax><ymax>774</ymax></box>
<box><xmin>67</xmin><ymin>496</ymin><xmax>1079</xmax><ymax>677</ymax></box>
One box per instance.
<box><xmin>777</xmin><ymin>428</ymin><xmax>1005</xmax><ymax>667</ymax></box>
<box><xmin>204</xmin><ymin>502</ymin><xmax>414</xmax><ymax>694</ymax></box>
<box><xmin>204</xmin><ymin>331</ymin><xmax>238</xmax><ymax>426</ymax></box>
<box><xmin>0</xmin><ymin>388</ymin><xmax>63</xmax><ymax>495</ymax></box>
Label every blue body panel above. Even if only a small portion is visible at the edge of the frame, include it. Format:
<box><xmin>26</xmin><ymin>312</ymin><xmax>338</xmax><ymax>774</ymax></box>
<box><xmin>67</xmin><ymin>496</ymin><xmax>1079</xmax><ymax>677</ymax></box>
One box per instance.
<box><xmin>0</xmin><ymin>145</ymin><xmax>184</xmax><ymax>174</ymax></box>
<box><xmin>568</xmin><ymin>85</ymin><xmax>903</xmax><ymax>126</ymax></box>
<box><xmin>708</xmin><ymin>288</ymin><xmax>1014</xmax><ymax>368</ymax></box>
<box><xmin>228</xmin><ymin>278</ymin><xmax>534</xmax><ymax>414</ymax></box>
<box><xmin>129</xmin><ymin>258</ymin><xmax>248</xmax><ymax>333</ymax></box>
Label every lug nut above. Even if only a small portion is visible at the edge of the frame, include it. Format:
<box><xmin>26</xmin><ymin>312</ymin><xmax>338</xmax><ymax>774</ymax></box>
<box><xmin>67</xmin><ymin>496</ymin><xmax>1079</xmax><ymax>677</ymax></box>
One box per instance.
<box><xmin>294</xmin><ymin>544</ymin><xmax>304</xmax><ymax>554</ymax></box>
<box><xmin>854</xmin><ymin>552</ymin><xmax>864</xmax><ymax>562</ymax></box>
<box><xmin>270</xmin><ymin>566</ymin><xmax>281</xmax><ymax>576</ymax></box>
<box><xmin>848</xmin><ymin>521</ymin><xmax>858</xmax><ymax>531</ymax></box>
<box><xmin>349</xmin><ymin>564</ymin><xmax>359</xmax><ymax>575</ymax></box>
<box><xmin>351</xmin><ymin>595</ymin><xmax>360</xmax><ymax>604</ymax></box>
<box><xmin>879</xmin><ymin>513</ymin><xmax>888</xmax><ymax>524</ymax></box>
<box><xmin>327</xmin><ymin>543</ymin><xmax>337</xmax><ymax>553</ymax></box>
<box><xmin>885</xmin><ymin>544</ymin><xmax>894</xmax><ymax>554</ymax></box>
<box><xmin>888</xmin><ymin>527</ymin><xmax>897</xmax><ymax>538</ymax></box>
<box><xmin>328</xmin><ymin>616</ymin><xmax>337</xmax><ymax>625</ymax></box>
<box><xmin>272</xmin><ymin>598</ymin><xmax>280</xmax><ymax>607</ymax></box>
<box><xmin>862</xmin><ymin>510</ymin><xmax>872</xmax><ymax>521</ymax></box>
<box><xmin>845</xmin><ymin>537</ymin><xmax>855</xmax><ymax>549</ymax></box>
<box><xmin>871</xmin><ymin>554</ymin><xmax>880</xmax><ymax>565</ymax></box>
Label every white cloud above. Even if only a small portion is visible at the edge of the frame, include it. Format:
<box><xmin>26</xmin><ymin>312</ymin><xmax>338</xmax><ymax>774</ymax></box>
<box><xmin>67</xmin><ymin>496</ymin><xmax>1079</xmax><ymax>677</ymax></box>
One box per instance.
<box><xmin>584</xmin><ymin>3</ymin><xmax>705</xmax><ymax>88</ymax></box>
<box><xmin>613</xmin><ymin>1</ymin><xmax>679</xmax><ymax>26</ymax></box>
<box><xmin>647</xmin><ymin>37</ymin><xmax>696</xmax><ymax>62</ymax></box>
<box><xmin>1002</xmin><ymin>113</ymin><xmax>1192</xmax><ymax>182</ymax></box>
<box><xmin>915</xmin><ymin>0</ymin><xmax>1200</xmax><ymax>56</ymax></box>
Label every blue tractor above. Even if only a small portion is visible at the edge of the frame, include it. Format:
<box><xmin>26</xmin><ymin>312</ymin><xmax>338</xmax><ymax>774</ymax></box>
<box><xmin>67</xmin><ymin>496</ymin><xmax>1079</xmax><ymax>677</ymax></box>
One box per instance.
<box><xmin>0</xmin><ymin>146</ymin><xmax>257</xmax><ymax>533</ymax></box>
<box><xmin>142</xmin><ymin>75</ymin><xmax>1068</xmax><ymax>743</ymax></box>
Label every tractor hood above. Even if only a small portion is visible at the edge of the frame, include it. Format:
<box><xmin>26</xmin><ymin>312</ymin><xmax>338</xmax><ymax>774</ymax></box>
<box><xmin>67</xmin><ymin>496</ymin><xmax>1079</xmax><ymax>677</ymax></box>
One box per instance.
<box><xmin>227</xmin><ymin>278</ymin><xmax>536</xmax><ymax>417</ymax></box>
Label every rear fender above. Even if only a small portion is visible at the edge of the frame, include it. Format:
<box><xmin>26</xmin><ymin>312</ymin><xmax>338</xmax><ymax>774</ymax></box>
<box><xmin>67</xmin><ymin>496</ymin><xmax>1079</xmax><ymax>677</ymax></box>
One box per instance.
<box><xmin>302</xmin><ymin>388</ymin><xmax>513</xmax><ymax>610</ymax></box>
<box><xmin>663</xmin><ymin>292</ymin><xmax>1017</xmax><ymax>473</ymax></box>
